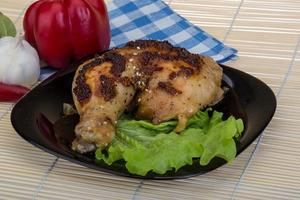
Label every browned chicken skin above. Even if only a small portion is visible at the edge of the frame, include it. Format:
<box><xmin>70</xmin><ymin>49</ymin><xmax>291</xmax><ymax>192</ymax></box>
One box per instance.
<box><xmin>72</xmin><ymin>40</ymin><xmax>223</xmax><ymax>153</ymax></box>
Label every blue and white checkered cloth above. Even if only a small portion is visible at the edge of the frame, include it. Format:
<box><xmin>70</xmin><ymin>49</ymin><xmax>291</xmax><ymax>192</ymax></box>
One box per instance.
<box><xmin>40</xmin><ymin>0</ymin><xmax>237</xmax><ymax>80</ymax></box>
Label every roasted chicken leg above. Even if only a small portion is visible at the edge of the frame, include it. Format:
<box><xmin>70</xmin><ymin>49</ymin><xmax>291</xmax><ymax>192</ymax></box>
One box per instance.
<box><xmin>72</xmin><ymin>40</ymin><xmax>223</xmax><ymax>153</ymax></box>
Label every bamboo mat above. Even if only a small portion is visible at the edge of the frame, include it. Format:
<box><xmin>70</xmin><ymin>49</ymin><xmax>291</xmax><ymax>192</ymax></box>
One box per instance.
<box><xmin>1</xmin><ymin>0</ymin><xmax>300</xmax><ymax>199</ymax></box>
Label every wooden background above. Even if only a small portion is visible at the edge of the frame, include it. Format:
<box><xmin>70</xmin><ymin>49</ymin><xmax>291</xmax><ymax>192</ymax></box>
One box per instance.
<box><xmin>1</xmin><ymin>0</ymin><xmax>300</xmax><ymax>199</ymax></box>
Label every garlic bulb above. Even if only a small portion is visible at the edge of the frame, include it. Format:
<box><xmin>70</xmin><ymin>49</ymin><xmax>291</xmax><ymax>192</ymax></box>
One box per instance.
<box><xmin>0</xmin><ymin>36</ymin><xmax>40</xmax><ymax>87</ymax></box>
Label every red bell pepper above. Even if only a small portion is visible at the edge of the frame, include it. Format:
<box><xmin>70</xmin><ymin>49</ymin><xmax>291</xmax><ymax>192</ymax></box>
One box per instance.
<box><xmin>23</xmin><ymin>0</ymin><xmax>111</xmax><ymax>69</ymax></box>
<box><xmin>0</xmin><ymin>83</ymin><xmax>29</xmax><ymax>102</ymax></box>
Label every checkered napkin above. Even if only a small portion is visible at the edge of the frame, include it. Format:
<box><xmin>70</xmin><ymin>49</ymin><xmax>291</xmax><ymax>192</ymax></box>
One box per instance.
<box><xmin>40</xmin><ymin>0</ymin><xmax>237</xmax><ymax>80</ymax></box>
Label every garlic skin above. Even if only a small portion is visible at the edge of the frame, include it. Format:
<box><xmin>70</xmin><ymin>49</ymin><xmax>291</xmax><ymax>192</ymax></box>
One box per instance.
<box><xmin>0</xmin><ymin>36</ymin><xmax>40</xmax><ymax>87</ymax></box>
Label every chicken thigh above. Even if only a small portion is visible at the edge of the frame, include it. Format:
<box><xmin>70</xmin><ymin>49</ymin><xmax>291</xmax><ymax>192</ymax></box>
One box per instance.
<box><xmin>72</xmin><ymin>40</ymin><xmax>223</xmax><ymax>153</ymax></box>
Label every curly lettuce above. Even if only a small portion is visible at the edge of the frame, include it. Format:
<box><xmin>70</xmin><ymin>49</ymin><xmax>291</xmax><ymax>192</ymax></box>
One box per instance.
<box><xmin>95</xmin><ymin>109</ymin><xmax>244</xmax><ymax>176</ymax></box>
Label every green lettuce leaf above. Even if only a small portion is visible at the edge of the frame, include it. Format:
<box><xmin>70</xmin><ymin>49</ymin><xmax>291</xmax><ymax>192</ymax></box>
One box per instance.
<box><xmin>95</xmin><ymin>109</ymin><xmax>244</xmax><ymax>176</ymax></box>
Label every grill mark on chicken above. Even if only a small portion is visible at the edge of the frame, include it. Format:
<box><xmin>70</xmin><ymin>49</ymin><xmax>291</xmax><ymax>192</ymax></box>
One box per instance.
<box><xmin>179</xmin><ymin>66</ymin><xmax>194</xmax><ymax>77</ymax></box>
<box><xmin>169</xmin><ymin>72</ymin><xmax>177</xmax><ymax>80</ymax></box>
<box><xmin>125</xmin><ymin>40</ymin><xmax>205</xmax><ymax>70</ymax></box>
<box><xmin>105</xmin><ymin>52</ymin><xmax>126</xmax><ymax>77</ymax></box>
<box><xmin>125</xmin><ymin>40</ymin><xmax>173</xmax><ymax>50</ymax></box>
<box><xmin>175</xmin><ymin>48</ymin><xmax>205</xmax><ymax>69</ymax></box>
<box><xmin>73</xmin><ymin>58</ymin><xmax>102</xmax><ymax>102</ymax></box>
<box><xmin>138</xmin><ymin>50</ymin><xmax>204</xmax><ymax>71</ymax></box>
<box><xmin>99</xmin><ymin>75</ymin><xmax>116</xmax><ymax>101</ymax></box>
<box><xmin>169</xmin><ymin>66</ymin><xmax>194</xmax><ymax>80</ymax></box>
<box><xmin>118</xmin><ymin>76</ymin><xmax>133</xmax><ymax>87</ymax></box>
<box><xmin>158</xmin><ymin>81</ymin><xmax>182</xmax><ymax>95</ymax></box>
<box><xmin>139</xmin><ymin>65</ymin><xmax>163</xmax><ymax>75</ymax></box>
<box><xmin>73</xmin><ymin>77</ymin><xmax>91</xmax><ymax>102</ymax></box>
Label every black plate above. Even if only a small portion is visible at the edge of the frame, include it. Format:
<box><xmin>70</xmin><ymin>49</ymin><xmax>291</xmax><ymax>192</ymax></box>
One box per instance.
<box><xmin>11</xmin><ymin>64</ymin><xmax>276</xmax><ymax>179</ymax></box>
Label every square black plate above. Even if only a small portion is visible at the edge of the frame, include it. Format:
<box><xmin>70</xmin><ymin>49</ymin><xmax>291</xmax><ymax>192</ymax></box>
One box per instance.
<box><xmin>11</xmin><ymin>64</ymin><xmax>276</xmax><ymax>179</ymax></box>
